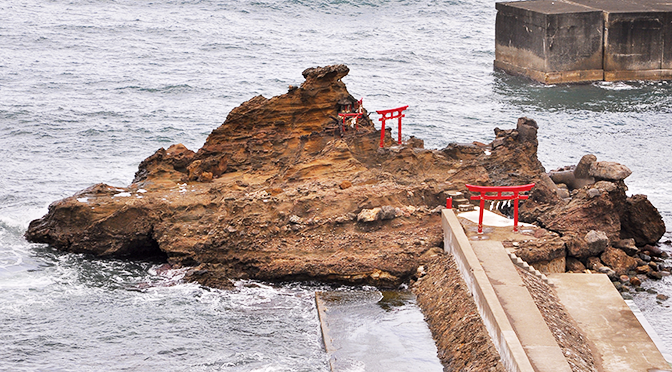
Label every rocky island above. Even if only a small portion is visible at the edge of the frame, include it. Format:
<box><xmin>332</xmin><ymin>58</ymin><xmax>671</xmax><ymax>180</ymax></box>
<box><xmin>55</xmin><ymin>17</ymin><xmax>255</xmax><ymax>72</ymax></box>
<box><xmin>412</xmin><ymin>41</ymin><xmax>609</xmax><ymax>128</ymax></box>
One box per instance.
<box><xmin>25</xmin><ymin>64</ymin><xmax>665</xmax><ymax>288</ymax></box>
<box><xmin>24</xmin><ymin>64</ymin><xmax>668</xmax><ymax>371</ymax></box>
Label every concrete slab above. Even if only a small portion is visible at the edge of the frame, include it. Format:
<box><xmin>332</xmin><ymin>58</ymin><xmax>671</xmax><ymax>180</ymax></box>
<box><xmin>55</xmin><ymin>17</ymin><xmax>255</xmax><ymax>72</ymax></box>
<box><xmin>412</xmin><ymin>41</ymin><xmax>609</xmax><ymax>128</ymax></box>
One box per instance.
<box><xmin>547</xmin><ymin>273</ymin><xmax>672</xmax><ymax>372</ymax></box>
<box><xmin>471</xmin><ymin>240</ymin><xmax>572</xmax><ymax>372</ymax></box>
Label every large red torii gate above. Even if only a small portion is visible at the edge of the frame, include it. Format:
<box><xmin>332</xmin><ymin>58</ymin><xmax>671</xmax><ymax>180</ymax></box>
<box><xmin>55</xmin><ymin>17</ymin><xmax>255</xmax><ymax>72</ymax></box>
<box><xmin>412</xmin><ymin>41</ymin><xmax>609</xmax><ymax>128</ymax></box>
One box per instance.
<box><xmin>376</xmin><ymin>105</ymin><xmax>408</xmax><ymax>148</ymax></box>
<box><xmin>465</xmin><ymin>183</ymin><xmax>535</xmax><ymax>233</ymax></box>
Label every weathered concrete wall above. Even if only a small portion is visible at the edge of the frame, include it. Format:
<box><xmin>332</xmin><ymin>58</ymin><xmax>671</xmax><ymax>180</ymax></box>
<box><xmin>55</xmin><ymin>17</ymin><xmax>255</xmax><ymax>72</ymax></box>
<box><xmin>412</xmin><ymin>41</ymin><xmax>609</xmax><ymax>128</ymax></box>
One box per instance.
<box><xmin>495</xmin><ymin>0</ymin><xmax>672</xmax><ymax>83</ymax></box>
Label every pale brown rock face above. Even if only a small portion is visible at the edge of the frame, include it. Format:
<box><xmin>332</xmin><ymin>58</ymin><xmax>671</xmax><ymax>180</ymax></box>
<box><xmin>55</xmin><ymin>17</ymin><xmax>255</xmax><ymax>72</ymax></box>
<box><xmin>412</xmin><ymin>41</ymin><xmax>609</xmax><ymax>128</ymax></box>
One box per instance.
<box><xmin>24</xmin><ymin>65</ymin><xmax>665</xmax><ymax>288</ymax></box>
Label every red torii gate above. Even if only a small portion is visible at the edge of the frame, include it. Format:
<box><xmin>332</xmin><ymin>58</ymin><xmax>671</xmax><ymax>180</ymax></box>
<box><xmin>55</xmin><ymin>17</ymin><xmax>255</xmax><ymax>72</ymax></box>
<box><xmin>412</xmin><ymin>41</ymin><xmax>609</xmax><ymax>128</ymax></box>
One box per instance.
<box><xmin>465</xmin><ymin>183</ymin><xmax>535</xmax><ymax>233</ymax></box>
<box><xmin>376</xmin><ymin>105</ymin><xmax>408</xmax><ymax>148</ymax></box>
<box><xmin>337</xmin><ymin>112</ymin><xmax>363</xmax><ymax>134</ymax></box>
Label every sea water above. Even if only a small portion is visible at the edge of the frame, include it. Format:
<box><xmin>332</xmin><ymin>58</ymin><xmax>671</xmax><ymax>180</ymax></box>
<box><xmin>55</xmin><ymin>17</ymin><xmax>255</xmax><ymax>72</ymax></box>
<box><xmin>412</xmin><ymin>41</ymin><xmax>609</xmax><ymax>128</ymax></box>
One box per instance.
<box><xmin>2</xmin><ymin>0</ymin><xmax>672</xmax><ymax>370</ymax></box>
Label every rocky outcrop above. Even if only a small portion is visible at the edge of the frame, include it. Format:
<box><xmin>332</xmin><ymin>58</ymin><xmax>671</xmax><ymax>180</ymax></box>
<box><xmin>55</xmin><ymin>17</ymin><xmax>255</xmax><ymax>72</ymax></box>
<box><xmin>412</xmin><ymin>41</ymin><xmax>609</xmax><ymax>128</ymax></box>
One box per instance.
<box><xmin>25</xmin><ymin>65</ymin><xmax>546</xmax><ymax>288</ymax></box>
<box><xmin>529</xmin><ymin>154</ymin><xmax>666</xmax><ymax>280</ymax></box>
<box><xmin>24</xmin><ymin>64</ymin><xmax>666</xmax><ymax>288</ymax></box>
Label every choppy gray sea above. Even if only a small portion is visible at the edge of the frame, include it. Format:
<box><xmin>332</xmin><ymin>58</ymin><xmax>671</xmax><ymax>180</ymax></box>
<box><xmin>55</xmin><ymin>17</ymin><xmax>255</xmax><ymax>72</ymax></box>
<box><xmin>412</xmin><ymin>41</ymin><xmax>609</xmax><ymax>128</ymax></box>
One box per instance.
<box><xmin>2</xmin><ymin>0</ymin><xmax>672</xmax><ymax>370</ymax></box>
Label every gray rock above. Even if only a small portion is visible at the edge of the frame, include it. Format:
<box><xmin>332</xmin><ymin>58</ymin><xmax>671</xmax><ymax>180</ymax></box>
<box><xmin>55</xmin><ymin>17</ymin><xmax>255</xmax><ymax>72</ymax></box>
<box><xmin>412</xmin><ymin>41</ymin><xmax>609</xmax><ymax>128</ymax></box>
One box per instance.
<box><xmin>574</xmin><ymin>154</ymin><xmax>597</xmax><ymax>179</ymax></box>
<box><xmin>585</xmin><ymin>230</ymin><xmax>609</xmax><ymax>256</ymax></box>
<box><xmin>648</xmin><ymin>271</ymin><xmax>663</xmax><ymax>280</ymax></box>
<box><xmin>379</xmin><ymin>205</ymin><xmax>397</xmax><ymax>220</ymax></box>
<box><xmin>589</xmin><ymin>161</ymin><xmax>632</xmax><ymax>181</ymax></box>
<box><xmin>549</xmin><ymin>169</ymin><xmax>575</xmax><ymax>186</ymax></box>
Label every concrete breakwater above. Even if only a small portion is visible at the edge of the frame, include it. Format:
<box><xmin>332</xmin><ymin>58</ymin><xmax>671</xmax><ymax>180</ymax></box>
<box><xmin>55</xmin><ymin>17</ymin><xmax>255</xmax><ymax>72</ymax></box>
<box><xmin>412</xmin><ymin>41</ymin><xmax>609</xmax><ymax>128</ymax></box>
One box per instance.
<box><xmin>495</xmin><ymin>0</ymin><xmax>672</xmax><ymax>84</ymax></box>
<box><xmin>417</xmin><ymin>208</ymin><xmax>671</xmax><ymax>372</ymax></box>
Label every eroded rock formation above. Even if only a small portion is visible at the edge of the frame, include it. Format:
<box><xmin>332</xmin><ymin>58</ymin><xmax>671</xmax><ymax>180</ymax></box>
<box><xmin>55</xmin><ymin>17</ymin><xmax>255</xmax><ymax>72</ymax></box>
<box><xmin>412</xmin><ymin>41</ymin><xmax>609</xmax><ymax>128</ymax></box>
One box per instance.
<box><xmin>25</xmin><ymin>64</ymin><xmax>665</xmax><ymax>288</ymax></box>
<box><xmin>525</xmin><ymin>153</ymin><xmax>666</xmax><ymax>278</ymax></box>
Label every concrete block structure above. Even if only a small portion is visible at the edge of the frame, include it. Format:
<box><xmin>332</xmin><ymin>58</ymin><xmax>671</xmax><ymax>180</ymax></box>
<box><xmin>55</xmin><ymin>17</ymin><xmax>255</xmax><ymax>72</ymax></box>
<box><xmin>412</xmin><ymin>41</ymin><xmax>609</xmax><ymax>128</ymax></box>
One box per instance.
<box><xmin>495</xmin><ymin>0</ymin><xmax>672</xmax><ymax>83</ymax></box>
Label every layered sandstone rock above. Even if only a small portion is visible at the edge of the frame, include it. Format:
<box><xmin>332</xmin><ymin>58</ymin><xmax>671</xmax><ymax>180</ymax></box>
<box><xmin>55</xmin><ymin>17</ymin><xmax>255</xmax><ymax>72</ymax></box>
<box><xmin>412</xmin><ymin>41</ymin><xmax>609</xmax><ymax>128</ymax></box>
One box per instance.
<box><xmin>25</xmin><ymin>64</ymin><xmax>666</xmax><ymax>288</ymax></box>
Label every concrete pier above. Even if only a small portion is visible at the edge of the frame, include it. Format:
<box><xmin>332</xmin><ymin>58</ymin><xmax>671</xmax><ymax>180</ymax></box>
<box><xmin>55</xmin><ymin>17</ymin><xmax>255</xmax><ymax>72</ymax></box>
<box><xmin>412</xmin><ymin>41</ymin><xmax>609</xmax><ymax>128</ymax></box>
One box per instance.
<box><xmin>442</xmin><ymin>208</ymin><xmax>672</xmax><ymax>371</ymax></box>
<box><xmin>495</xmin><ymin>0</ymin><xmax>672</xmax><ymax>83</ymax></box>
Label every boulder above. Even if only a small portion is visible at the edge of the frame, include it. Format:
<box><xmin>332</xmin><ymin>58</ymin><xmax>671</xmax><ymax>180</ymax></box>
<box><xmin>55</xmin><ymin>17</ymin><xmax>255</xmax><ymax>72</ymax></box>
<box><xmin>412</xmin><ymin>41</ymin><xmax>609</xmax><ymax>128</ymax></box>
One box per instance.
<box><xmin>547</xmin><ymin>154</ymin><xmax>596</xmax><ymax>190</ymax></box>
<box><xmin>514</xmin><ymin>237</ymin><xmax>566</xmax><ymax>264</ymax></box>
<box><xmin>601</xmin><ymin>247</ymin><xmax>638</xmax><ymax>276</ymax></box>
<box><xmin>549</xmin><ymin>169</ymin><xmax>576</xmax><ymax>188</ymax></box>
<box><xmin>584</xmin><ymin>230</ymin><xmax>609</xmax><ymax>257</ymax></box>
<box><xmin>563</xmin><ymin>231</ymin><xmax>610</xmax><ymax>259</ymax></box>
<box><xmin>516</xmin><ymin>117</ymin><xmax>538</xmax><ymax>145</ymax></box>
<box><xmin>613</xmin><ymin>238</ymin><xmax>639</xmax><ymax>256</ymax></box>
<box><xmin>642</xmin><ymin>244</ymin><xmax>664</xmax><ymax>257</ymax></box>
<box><xmin>574</xmin><ymin>154</ymin><xmax>596</xmax><ymax>179</ymax></box>
<box><xmin>620</xmin><ymin>194</ymin><xmax>666</xmax><ymax>246</ymax></box>
<box><xmin>379</xmin><ymin>205</ymin><xmax>397</xmax><ymax>220</ymax></box>
<box><xmin>589</xmin><ymin>161</ymin><xmax>632</xmax><ymax>181</ymax></box>
<box><xmin>539</xmin><ymin>188</ymin><xmax>621</xmax><ymax>241</ymax></box>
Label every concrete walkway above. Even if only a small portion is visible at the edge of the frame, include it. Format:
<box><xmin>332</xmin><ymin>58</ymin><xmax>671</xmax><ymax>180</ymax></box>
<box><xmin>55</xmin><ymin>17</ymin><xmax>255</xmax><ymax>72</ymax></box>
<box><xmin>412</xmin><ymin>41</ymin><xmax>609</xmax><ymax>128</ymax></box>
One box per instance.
<box><xmin>471</xmin><ymin>240</ymin><xmax>572</xmax><ymax>372</ymax></box>
<box><xmin>443</xmin><ymin>208</ymin><xmax>672</xmax><ymax>372</ymax></box>
<box><xmin>548</xmin><ymin>274</ymin><xmax>671</xmax><ymax>372</ymax></box>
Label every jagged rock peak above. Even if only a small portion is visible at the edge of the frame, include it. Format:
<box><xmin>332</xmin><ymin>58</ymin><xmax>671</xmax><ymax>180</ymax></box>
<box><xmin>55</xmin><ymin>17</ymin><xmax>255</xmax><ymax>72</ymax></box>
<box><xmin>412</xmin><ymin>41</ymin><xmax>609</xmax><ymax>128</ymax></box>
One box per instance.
<box><xmin>301</xmin><ymin>64</ymin><xmax>349</xmax><ymax>83</ymax></box>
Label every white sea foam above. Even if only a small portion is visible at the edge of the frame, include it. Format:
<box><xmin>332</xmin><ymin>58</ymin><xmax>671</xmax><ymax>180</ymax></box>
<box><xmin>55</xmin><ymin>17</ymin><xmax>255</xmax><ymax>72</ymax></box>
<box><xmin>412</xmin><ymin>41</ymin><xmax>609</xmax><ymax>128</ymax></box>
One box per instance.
<box><xmin>596</xmin><ymin>81</ymin><xmax>636</xmax><ymax>90</ymax></box>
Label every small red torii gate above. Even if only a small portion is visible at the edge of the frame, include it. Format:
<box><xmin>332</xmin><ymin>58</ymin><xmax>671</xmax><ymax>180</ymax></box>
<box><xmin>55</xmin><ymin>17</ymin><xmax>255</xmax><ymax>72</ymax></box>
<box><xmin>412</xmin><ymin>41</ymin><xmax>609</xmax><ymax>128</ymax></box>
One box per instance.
<box><xmin>376</xmin><ymin>105</ymin><xmax>408</xmax><ymax>148</ymax></box>
<box><xmin>337</xmin><ymin>98</ymin><xmax>364</xmax><ymax>135</ymax></box>
<box><xmin>465</xmin><ymin>183</ymin><xmax>535</xmax><ymax>233</ymax></box>
<box><xmin>338</xmin><ymin>112</ymin><xmax>363</xmax><ymax>133</ymax></box>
